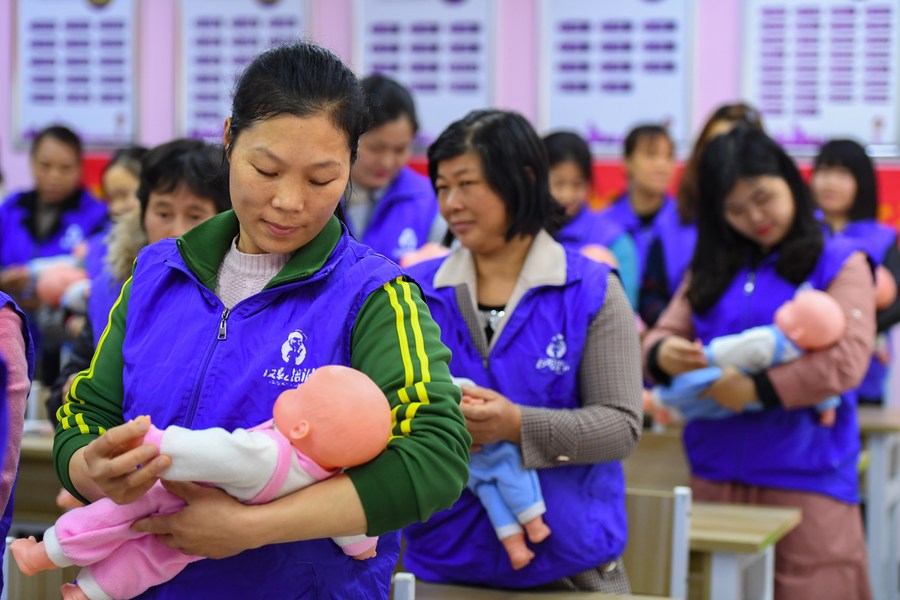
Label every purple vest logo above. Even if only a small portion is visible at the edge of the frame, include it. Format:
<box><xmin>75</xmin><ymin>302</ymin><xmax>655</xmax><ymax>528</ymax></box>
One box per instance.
<box><xmin>395</xmin><ymin>227</ymin><xmax>419</xmax><ymax>259</ymax></box>
<box><xmin>60</xmin><ymin>224</ymin><xmax>86</xmax><ymax>250</ymax></box>
<box><xmin>264</xmin><ymin>329</ymin><xmax>315</xmax><ymax>387</ymax></box>
<box><xmin>536</xmin><ymin>334</ymin><xmax>571</xmax><ymax>374</ymax></box>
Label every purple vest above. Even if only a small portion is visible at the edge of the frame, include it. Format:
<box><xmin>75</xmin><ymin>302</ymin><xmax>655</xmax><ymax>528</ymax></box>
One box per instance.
<box><xmin>654</xmin><ymin>206</ymin><xmax>697</xmax><ymax>292</ymax></box>
<box><xmin>0</xmin><ymin>190</ymin><xmax>107</xmax><ymax>267</ymax></box>
<box><xmin>687</xmin><ymin>237</ymin><xmax>862</xmax><ymax>502</ymax></box>
<box><xmin>834</xmin><ymin>221</ymin><xmax>897</xmax><ymax>400</ymax></box>
<box><xmin>0</xmin><ymin>292</ymin><xmax>34</xmax><ymax>596</ymax></box>
<box><xmin>87</xmin><ymin>268</ymin><xmax>124</xmax><ymax>346</ymax></box>
<box><xmin>122</xmin><ymin>228</ymin><xmax>403</xmax><ymax>599</ymax></box>
<box><xmin>599</xmin><ymin>195</ymin><xmax>696</xmax><ymax>291</ymax></box>
<box><xmin>555</xmin><ymin>205</ymin><xmax>625</xmax><ymax>251</ymax></box>
<box><xmin>355</xmin><ymin>166</ymin><xmax>438</xmax><ymax>260</ymax></box>
<box><xmin>403</xmin><ymin>251</ymin><xmax>627</xmax><ymax>588</ymax></box>
<box><xmin>83</xmin><ymin>225</ymin><xmax>111</xmax><ymax>281</ymax></box>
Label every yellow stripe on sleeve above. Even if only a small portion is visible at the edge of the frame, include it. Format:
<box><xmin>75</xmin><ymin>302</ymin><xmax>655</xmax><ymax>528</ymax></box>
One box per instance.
<box><xmin>399</xmin><ymin>402</ymin><xmax>422</xmax><ymax>436</ymax></box>
<box><xmin>399</xmin><ymin>279</ymin><xmax>431</xmax><ymax>401</ymax></box>
<box><xmin>383</xmin><ymin>277</ymin><xmax>433</xmax><ymax>436</ymax></box>
<box><xmin>383</xmin><ymin>280</ymin><xmax>414</xmax><ymax>396</ymax></box>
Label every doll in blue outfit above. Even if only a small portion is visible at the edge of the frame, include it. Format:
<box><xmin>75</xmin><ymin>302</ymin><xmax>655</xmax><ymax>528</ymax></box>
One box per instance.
<box><xmin>653</xmin><ymin>288</ymin><xmax>844</xmax><ymax>424</ymax></box>
<box><xmin>454</xmin><ymin>377</ymin><xmax>550</xmax><ymax>570</ymax></box>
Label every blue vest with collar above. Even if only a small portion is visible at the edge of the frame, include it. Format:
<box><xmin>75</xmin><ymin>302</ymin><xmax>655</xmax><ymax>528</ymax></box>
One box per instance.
<box><xmin>687</xmin><ymin>237</ymin><xmax>862</xmax><ymax>502</ymax></box>
<box><xmin>555</xmin><ymin>205</ymin><xmax>625</xmax><ymax>251</ymax></box>
<box><xmin>121</xmin><ymin>227</ymin><xmax>404</xmax><ymax>599</ymax></box>
<box><xmin>352</xmin><ymin>166</ymin><xmax>438</xmax><ymax>261</ymax></box>
<box><xmin>599</xmin><ymin>195</ymin><xmax>695</xmax><ymax>291</ymax></box>
<box><xmin>402</xmin><ymin>250</ymin><xmax>627</xmax><ymax>588</ymax></box>
<box><xmin>0</xmin><ymin>190</ymin><xmax>107</xmax><ymax>267</ymax></box>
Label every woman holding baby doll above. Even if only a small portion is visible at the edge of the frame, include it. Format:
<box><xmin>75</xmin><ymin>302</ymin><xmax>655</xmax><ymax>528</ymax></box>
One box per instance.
<box><xmin>403</xmin><ymin>109</ymin><xmax>643</xmax><ymax>593</ymax></box>
<box><xmin>52</xmin><ymin>42</ymin><xmax>469</xmax><ymax>600</ymax></box>
<box><xmin>643</xmin><ymin>125</ymin><xmax>873</xmax><ymax>599</ymax></box>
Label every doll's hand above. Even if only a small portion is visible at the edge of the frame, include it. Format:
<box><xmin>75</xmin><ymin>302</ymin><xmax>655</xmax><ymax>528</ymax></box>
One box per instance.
<box><xmin>459</xmin><ymin>385</ymin><xmax>522</xmax><ymax>446</ymax></box>
<box><xmin>705</xmin><ymin>367</ymin><xmax>757</xmax><ymax>412</ymax></box>
<box><xmin>0</xmin><ymin>266</ymin><xmax>31</xmax><ymax>294</ymax></box>
<box><xmin>132</xmin><ymin>480</ymin><xmax>252</xmax><ymax>559</ymax></box>
<box><xmin>80</xmin><ymin>416</ymin><xmax>171</xmax><ymax>504</ymax></box>
<box><xmin>657</xmin><ymin>336</ymin><xmax>708</xmax><ymax>377</ymax></box>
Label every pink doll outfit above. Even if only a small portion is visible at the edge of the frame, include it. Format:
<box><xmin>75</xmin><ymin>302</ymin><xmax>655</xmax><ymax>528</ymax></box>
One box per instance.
<box><xmin>38</xmin><ymin>420</ymin><xmax>376</xmax><ymax>600</ymax></box>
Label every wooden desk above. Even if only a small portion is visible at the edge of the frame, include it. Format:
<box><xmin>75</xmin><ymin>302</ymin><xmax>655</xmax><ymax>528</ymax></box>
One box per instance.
<box><xmin>624</xmin><ymin>430</ymin><xmax>806</xmax><ymax>600</ymax></box>
<box><xmin>12</xmin><ymin>433</ymin><xmax>64</xmax><ymax>527</ymax></box>
<box><xmin>689</xmin><ymin>502</ymin><xmax>801</xmax><ymax>600</ymax></box>
<box><xmin>857</xmin><ymin>406</ymin><xmax>900</xmax><ymax>600</ymax></box>
<box><xmin>406</xmin><ymin>579</ymin><xmax>673</xmax><ymax>599</ymax></box>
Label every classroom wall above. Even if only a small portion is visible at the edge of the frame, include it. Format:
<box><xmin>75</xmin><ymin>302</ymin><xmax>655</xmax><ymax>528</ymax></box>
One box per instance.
<box><xmin>1</xmin><ymin>0</ymin><xmax>898</xmax><ymax>202</ymax></box>
<box><xmin>0</xmin><ymin>0</ymin><xmax>742</xmax><ymax>193</ymax></box>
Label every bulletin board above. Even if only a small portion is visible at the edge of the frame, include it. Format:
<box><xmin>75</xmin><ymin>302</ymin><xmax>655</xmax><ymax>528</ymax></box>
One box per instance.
<box><xmin>14</xmin><ymin>0</ymin><xmax>137</xmax><ymax>148</ymax></box>
<box><xmin>539</xmin><ymin>0</ymin><xmax>694</xmax><ymax>156</ymax></box>
<box><xmin>177</xmin><ymin>0</ymin><xmax>307</xmax><ymax>141</ymax></box>
<box><xmin>742</xmin><ymin>0</ymin><xmax>900</xmax><ymax>156</ymax></box>
<box><xmin>353</xmin><ymin>0</ymin><xmax>495</xmax><ymax>148</ymax></box>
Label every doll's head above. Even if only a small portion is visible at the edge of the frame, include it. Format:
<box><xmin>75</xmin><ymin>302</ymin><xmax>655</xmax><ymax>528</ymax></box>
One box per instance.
<box><xmin>774</xmin><ymin>289</ymin><xmax>845</xmax><ymax>350</ymax></box>
<box><xmin>579</xmin><ymin>244</ymin><xmax>619</xmax><ymax>268</ymax></box>
<box><xmin>272</xmin><ymin>365</ymin><xmax>391</xmax><ymax>470</ymax></box>
<box><xmin>36</xmin><ymin>263</ymin><xmax>87</xmax><ymax>308</ymax></box>
<box><xmin>398</xmin><ymin>242</ymin><xmax>451</xmax><ymax>268</ymax></box>
<box><xmin>875</xmin><ymin>264</ymin><xmax>897</xmax><ymax>310</ymax></box>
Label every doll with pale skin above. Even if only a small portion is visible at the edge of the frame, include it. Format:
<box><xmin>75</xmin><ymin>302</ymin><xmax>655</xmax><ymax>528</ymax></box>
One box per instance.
<box><xmin>455</xmin><ymin>378</ymin><xmax>551</xmax><ymax>570</ymax></box>
<box><xmin>652</xmin><ymin>289</ymin><xmax>847</xmax><ymax>424</ymax></box>
<box><xmin>12</xmin><ymin>366</ymin><xmax>391</xmax><ymax>600</ymax></box>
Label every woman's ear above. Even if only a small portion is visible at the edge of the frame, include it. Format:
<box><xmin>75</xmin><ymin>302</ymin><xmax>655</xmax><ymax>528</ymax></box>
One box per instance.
<box><xmin>222</xmin><ymin>117</ymin><xmax>233</xmax><ymax>155</ymax></box>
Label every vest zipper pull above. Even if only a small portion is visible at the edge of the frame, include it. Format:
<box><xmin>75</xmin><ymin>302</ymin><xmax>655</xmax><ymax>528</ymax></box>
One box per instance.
<box><xmin>218</xmin><ymin>308</ymin><xmax>230</xmax><ymax>340</ymax></box>
<box><xmin>743</xmin><ymin>271</ymin><xmax>756</xmax><ymax>295</ymax></box>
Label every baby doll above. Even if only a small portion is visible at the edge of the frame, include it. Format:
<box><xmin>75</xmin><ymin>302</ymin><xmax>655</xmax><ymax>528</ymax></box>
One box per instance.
<box><xmin>11</xmin><ymin>365</ymin><xmax>391</xmax><ymax>600</ymax></box>
<box><xmin>455</xmin><ymin>377</ymin><xmax>551</xmax><ymax>570</ymax></box>
<box><xmin>653</xmin><ymin>289</ymin><xmax>845</xmax><ymax>424</ymax></box>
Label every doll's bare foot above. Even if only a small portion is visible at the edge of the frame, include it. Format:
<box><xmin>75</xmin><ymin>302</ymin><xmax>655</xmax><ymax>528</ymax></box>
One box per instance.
<box><xmin>351</xmin><ymin>545</ymin><xmax>377</xmax><ymax>560</ymax></box>
<box><xmin>819</xmin><ymin>408</ymin><xmax>836</xmax><ymax>427</ymax></box>
<box><xmin>523</xmin><ymin>517</ymin><xmax>551</xmax><ymax>544</ymax></box>
<box><xmin>11</xmin><ymin>537</ymin><xmax>57</xmax><ymax>575</ymax></box>
<box><xmin>501</xmin><ymin>533</ymin><xmax>534</xmax><ymax>570</ymax></box>
<box><xmin>60</xmin><ymin>583</ymin><xmax>90</xmax><ymax>600</ymax></box>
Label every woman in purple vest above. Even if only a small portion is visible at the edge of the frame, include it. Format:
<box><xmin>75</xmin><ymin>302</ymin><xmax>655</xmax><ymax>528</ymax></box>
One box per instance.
<box><xmin>0</xmin><ymin>126</ymin><xmax>108</xmax><ymax>305</ymax></box>
<box><xmin>52</xmin><ymin>42</ymin><xmax>469</xmax><ymax>599</ymax></box>
<box><xmin>346</xmin><ymin>74</ymin><xmax>442</xmax><ymax>262</ymax></box>
<box><xmin>598</xmin><ymin>125</ymin><xmax>694</xmax><ymax>327</ymax></box>
<box><xmin>811</xmin><ymin>139</ymin><xmax>900</xmax><ymax>405</ymax></box>
<box><xmin>643</xmin><ymin>103</ymin><xmax>765</xmax><ymax>329</ymax></box>
<box><xmin>0</xmin><ymin>126</ymin><xmax>108</xmax><ymax>384</ymax></box>
<box><xmin>45</xmin><ymin>139</ymin><xmax>232</xmax><ymax>427</ymax></box>
<box><xmin>404</xmin><ymin>110</ymin><xmax>643</xmax><ymax>593</ymax></box>
<box><xmin>82</xmin><ymin>146</ymin><xmax>148</xmax><ymax>283</ymax></box>
<box><xmin>644</xmin><ymin>126</ymin><xmax>874</xmax><ymax>599</ymax></box>
<box><xmin>543</xmin><ymin>131</ymin><xmax>639</xmax><ymax>308</ymax></box>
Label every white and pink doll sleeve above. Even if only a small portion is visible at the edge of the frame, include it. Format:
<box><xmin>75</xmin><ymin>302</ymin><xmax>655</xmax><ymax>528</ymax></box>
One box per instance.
<box><xmin>704</xmin><ymin>325</ymin><xmax>803</xmax><ymax>373</ymax></box>
<box><xmin>144</xmin><ymin>422</ymin><xmax>380</xmax><ymax>558</ymax></box>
